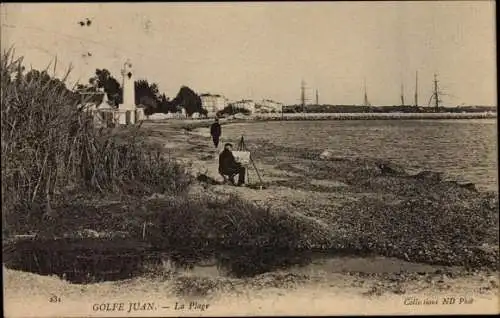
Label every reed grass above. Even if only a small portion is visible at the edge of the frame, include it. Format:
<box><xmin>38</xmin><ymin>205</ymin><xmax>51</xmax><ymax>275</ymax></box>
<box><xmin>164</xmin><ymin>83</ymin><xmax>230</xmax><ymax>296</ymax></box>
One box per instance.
<box><xmin>1</xmin><ymin>49</ymin><xmax>192</xmax><ymax>237</ymax></box>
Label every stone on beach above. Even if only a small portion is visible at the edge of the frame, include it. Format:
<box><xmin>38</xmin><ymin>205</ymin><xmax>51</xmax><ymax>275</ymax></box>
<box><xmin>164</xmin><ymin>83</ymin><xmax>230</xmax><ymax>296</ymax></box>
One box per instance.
<box><xmin>319</xmin><ymin>150</ymin><xmax>333</xmax><ymax>160</ymax></box>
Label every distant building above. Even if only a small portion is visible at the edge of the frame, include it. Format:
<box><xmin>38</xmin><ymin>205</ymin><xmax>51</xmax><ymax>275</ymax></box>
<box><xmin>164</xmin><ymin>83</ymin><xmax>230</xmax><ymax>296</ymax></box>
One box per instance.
<box><xmin>255</xmin><ymin>99</ymin><xmax>283</xmax><ymax>113</ymax></box>
<box><xmin>78</xmin><ymin>88</ymin><xmax>119</xmax><ymax>127</ymax></box>
<box><xmin>78</xmin><ymin>87</ymin><xmax>107</xmax><ymax>111</ymax></box>
<box><xmin>232</xmin><ymin>99</ymin><xmax>256</xmax><ymax>113</ymax></box>
<box><xmin>200</xmin><ymin>93</ymin><xmax>228</xmax><ymax>115</ymax></box>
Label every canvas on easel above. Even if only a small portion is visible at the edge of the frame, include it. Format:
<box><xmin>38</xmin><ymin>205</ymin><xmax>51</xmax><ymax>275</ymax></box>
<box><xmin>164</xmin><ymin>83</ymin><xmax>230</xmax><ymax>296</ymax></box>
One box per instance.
<box><xmin>237</xmin><ymin>136</ymin><xmax>264</xmax><ymax>189</ymax></box>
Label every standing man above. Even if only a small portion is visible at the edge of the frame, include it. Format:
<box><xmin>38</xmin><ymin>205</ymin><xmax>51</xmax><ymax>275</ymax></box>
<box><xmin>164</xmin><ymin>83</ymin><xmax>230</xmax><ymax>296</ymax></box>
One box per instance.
<box><xmin>210</xmin><ymin>118</ymin><xmax>221</xmax><ymax>148</ymax></box>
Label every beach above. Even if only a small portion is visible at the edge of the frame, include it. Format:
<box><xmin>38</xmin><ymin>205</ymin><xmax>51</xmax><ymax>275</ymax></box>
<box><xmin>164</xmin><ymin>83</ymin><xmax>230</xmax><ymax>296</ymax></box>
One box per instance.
<box><xmin>3</xmin><ymin>119</ymin><xmax>499</xmax><ymax>316</ymax></box>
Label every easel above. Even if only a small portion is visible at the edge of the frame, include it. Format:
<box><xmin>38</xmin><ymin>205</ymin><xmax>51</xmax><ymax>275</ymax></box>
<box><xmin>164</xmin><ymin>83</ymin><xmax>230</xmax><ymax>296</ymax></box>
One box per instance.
<box><xmin>237</xmin><ymin>136</ymin><xmax>264</xmax><ymax>189</ymax></box>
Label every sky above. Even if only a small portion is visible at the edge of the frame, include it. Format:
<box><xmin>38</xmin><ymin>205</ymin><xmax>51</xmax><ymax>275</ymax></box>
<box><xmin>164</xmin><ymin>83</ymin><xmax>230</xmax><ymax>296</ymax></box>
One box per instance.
<box><xmin>1</xmin><ymin>1</ymin><xmax>497</xmax><ymax>106</ymax></box>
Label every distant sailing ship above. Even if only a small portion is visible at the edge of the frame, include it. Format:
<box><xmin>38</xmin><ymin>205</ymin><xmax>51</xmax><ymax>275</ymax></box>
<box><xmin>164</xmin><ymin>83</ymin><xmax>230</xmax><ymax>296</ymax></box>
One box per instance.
<box><xmin>400</xmin><ymin>82</ymin><xmax>405</xmax><ymax>106</ymax></box>
<box><xmin>363</xmin><ymin>78</ymin><xmax>371</xmax><ymax>106</ymax></box>
<box><xmin>427</xmin><ymin>73</ymin><xmax>442</xmax><ymax>111</ymax></box>
<box><xmin>414</xmin><ymin>71</ymin><xmax>418</xmax><ymax>107</ymax></box>
<box><xmin>399</xmin><ymin>71</ymin><xmax>442</xmax><ymax>110</ymax></box>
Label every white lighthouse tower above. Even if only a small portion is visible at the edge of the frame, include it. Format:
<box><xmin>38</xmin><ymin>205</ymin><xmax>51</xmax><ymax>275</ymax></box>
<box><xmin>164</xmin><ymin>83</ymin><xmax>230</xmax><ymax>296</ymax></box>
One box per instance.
<box><xmin>118</xmin><ymin>60</ymin><xmax>136</xmax><ymax>124</ymax></box>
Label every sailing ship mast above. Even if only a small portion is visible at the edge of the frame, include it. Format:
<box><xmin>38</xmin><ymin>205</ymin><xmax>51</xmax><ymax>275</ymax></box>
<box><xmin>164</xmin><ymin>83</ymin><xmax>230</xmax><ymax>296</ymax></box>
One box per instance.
<box><xmin>400</xmin><ymin>82</ymin><xmax>405</xmax><ymax>106</ymax></box>
<box><xmin>427</xmin><ymin>73</ymin><xmax>441</xmax><ymax>111</ymax></box>
<box><xmin>300</xmin><ymin>80</ymin><xmax>310</xmax><ymax>114</ymax></box>
<box><xmin>433</xmin><ymin>73</ymin><xmax>440</xmax><ymax>111</ymax></box>
<box><xmin>414</xmin><ymin>71</ymin><xmax>418</xmax><ymax>107</ymax></box>
<box><xmin>363</xmin><ymin>78</ymin><xmax>371</xmax><ymax>106</ymax></box>
<box><xmin>301</xmin><ymin>79</ymin><xmax>306</xmax><ymax>114</ymax></box>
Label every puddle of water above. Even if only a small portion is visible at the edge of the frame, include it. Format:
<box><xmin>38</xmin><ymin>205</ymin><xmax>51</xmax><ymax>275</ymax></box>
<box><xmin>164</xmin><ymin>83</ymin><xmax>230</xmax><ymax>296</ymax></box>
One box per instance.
<box><xmin>148</xmin><ymin>252</ymin><xmax>458</xmax><ymax>281</ymax></box>
<box><xmin>4</xmin><ymin>238</ymin><xmax>459</xmax><ymax>284</ymax></box>
<box><xmin>3</xmin><ymin>238</ymin><xmax>156</xmax><ymax>284</ymax></box>
<box><xmin>288</xmin><ymin>255</ymin><xmax>456</xmax><ymax>276</ymax></box>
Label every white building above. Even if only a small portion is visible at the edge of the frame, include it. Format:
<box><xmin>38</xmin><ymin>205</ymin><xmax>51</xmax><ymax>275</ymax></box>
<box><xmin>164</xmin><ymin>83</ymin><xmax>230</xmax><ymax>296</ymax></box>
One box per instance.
<box><xmin>232</xmin><ymin>99</ymin><xmax>256</xmax><ymax>113</ymax></box>
<box><xmin>200</xmin><ymin>93</ymin><xmax>228</xmax><ymax>114</ymax></box>
<box><xmin>255</xmin><ymin>99</ymin><xmax>284</xmax><ymax>113</ymax></box>
<box><xmin>79</xmin><ymin>89</ymin><xmax>119</xmax><ymax>128</ymax></box>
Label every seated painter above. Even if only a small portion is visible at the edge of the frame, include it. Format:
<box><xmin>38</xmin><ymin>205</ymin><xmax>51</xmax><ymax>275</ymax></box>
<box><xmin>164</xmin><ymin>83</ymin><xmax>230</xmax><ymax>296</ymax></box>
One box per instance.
<box><xmin>218</xmin><ymin>143</ymin><xmax>246</xmax><ymax>186</ymax></box>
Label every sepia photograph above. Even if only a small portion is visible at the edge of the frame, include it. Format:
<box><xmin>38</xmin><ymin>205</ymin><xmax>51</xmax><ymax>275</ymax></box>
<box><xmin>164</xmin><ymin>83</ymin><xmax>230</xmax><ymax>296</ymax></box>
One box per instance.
<box><xmin>1</xmin><ymin>1</ymin><xmax>498</xmax><ymax>316</ymax></box>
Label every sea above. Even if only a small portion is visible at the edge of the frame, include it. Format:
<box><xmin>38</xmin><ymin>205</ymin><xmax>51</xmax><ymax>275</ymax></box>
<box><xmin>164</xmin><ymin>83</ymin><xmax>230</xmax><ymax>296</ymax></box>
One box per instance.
<box><xmin>222</xmin><ymin>118</ymin><xmax>498</xmax><ymax>192</ymax></box>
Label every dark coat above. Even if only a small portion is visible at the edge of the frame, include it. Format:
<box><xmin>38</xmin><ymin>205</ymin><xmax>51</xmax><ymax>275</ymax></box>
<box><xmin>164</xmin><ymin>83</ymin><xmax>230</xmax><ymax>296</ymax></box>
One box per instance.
<box><xmin>210</xmin><ymin>122</ymin><xmax>221</xmax><ymax>137</ymax></box>
<box><xmin>219</xmin><ymin>149</ymin><xmax>240</xmax><ymax>175</ymax></box>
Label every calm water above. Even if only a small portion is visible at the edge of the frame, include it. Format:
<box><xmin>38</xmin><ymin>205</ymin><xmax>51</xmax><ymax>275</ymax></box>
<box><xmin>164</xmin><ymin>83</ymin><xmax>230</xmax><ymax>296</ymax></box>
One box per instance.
<box><xmin>223</xmin><ymin>119</ymin><xmax>498</xmax><ymax>192</ymax></box>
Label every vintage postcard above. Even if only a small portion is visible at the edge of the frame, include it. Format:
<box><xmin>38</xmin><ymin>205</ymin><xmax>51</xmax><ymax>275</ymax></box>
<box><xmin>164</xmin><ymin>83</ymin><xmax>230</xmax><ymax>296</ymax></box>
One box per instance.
<box><xmin>1</xmin><ymin>1</ymin><xmax>498</xmax><ymax>317</ymax></box>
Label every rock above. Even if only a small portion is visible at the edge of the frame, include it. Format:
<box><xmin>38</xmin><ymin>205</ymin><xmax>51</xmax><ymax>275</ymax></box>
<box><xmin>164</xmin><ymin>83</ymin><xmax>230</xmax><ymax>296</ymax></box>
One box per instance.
<box><xmin>66</xmin><ymin>229</ymin><xmax>100</xmax><ymax>238</ymax></box>
<box><xmin>146</xmin><ymin>193</ymin><xmax>168</xmax><ymax>200</ymax></box>
<box><xmin>81</xmin><ymin>229</ymin><xmax>101</xmax><ymax>238</ymax></box>
<box><xmin>414</xmin><ymin>170</ymin><xmax>443</xmax><ymax>182</ymax></box>
<box><xmin>376</xmin><ymin>162</ymin><xmax>406</xmax><ymax>175</ymax></box>
<box><xmin>457</xmin><ymin>182</ymin><xmax>477</xmax><ymax>192</ymax></box>
<box><xmin>196</xmin><ymin>173</ymin><xmax>219</xmax><ymax>185</ymax></box>
<box><xmin>477</xmin><ymin>243</ymin><xmax>499</xmax><ymax>254</ymax></box>
<box><xmin>11</xmin><ymin>234</ymin><xmax>37</xmax><ymax>240</ymax></box>
<box><xmin>319</xmin><ymin>150</ymin><xmax>333</xmax><ymax>160</ymax></box>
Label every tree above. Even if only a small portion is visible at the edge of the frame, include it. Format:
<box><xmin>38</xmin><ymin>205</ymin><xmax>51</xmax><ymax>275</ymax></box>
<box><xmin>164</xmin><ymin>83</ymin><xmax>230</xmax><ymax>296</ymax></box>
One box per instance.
<box><xmin>158</xmin><ymin>93</ymin><xmax>175</xmax><ymax>113</ymax></box>
<box><xmin>25</xmin><ymin>70</ymin><xmax>77</xmax><ymax>99</ymax></box>
<box><xmin>138</xmin><ymin>95</ymin><xmax>158</xmax><ymax>116</ymax></box>
<box><xmin>170</xmin><ymin>86</ymin><xmax>203</xmax><ymax>116</ymax></box>
<box><xmin>135</xmin><ymin>79</ymin><xmax>162</xmax><ymax>115</ymax></box>
<box><xmin>93</xmin><ymin>69</ymin><xmax>122</xmax><ymax>106</ymax></box>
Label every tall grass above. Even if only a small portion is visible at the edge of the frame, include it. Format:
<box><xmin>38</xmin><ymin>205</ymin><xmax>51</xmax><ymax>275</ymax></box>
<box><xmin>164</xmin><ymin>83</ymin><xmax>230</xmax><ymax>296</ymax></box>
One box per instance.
<box><xmin>1</xmin><ymin>49</ymin><xmax>192</xmax><ymax>237</ymax></box>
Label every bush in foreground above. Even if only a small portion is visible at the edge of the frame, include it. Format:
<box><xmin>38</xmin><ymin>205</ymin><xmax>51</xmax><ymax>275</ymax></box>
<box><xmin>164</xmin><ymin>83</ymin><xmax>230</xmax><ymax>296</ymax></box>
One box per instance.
<box><xmin>146</xmin><ymin>194</ymin><xmax>331</xmax><ymax>248</ymax></box>
<box><xmin>141</xmin><ymin>194</ymin><xmax>332</xmax><ymax>276</ymax></box>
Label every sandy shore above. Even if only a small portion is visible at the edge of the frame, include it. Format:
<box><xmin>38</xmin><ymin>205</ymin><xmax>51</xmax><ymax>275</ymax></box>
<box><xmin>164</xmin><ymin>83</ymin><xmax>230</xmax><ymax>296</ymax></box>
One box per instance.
<box><xmin>3</xmin><ymin>120</ymin><xmax>499</xmax><ymax>317</ymax></box>
<box><xmin>3</xmin><ymin>265</ymin><xmax>499</xmax><ymax>317</ymax></box>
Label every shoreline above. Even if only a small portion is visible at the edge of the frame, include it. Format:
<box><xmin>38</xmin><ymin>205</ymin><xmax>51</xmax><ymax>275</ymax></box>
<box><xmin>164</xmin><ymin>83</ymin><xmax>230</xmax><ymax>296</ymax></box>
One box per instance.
<box><xmin>187</xmin><ymin>118</ymin><xmax>497</xmax><ymax>193</ymax></box>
